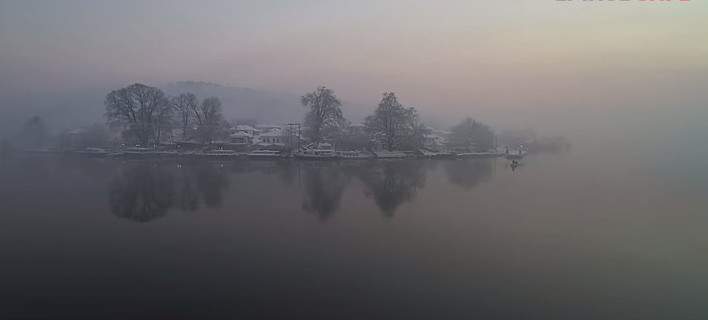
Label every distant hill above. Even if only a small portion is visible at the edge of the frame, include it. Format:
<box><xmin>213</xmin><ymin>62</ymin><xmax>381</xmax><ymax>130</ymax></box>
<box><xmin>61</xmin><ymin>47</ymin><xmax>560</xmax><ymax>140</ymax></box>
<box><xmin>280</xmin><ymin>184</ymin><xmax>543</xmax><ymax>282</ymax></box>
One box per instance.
<box><xmin>163</xmin><ymin>81</ymin><xmax>304</xmax><ymax>124</ymax></box>
<box><xmin>0</xmin><ymin>89</ymin><xmax>106</xmax><ymax>137</ymax></box>
<box><xmin>0</xmin><ymin>81</ymin><xmax>307</xmax><ymax>137</ymax></box>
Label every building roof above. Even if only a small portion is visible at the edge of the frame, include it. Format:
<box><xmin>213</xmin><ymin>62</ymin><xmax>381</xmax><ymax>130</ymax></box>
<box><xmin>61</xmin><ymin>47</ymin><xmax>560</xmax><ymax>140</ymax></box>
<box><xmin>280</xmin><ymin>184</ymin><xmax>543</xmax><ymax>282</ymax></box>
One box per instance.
<box><xmin>259</xmin><ymin>129</ymin><xmax>282</xmax><ymax>137</ymax></box>
<box><xmin>229</xmin><ymin>132</ymin><xmax>252</xmax><ymax>138</ymax></box>
<box><xmin>235</xmin><ymin>125</ymin><xmax>257</xmax><ymax>132</ymax></box>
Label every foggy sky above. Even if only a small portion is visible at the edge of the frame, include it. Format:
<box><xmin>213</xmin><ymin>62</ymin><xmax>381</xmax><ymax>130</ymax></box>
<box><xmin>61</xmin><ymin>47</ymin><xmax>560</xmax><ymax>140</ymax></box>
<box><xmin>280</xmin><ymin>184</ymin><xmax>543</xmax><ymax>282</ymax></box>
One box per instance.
<box><xmin>1</xmin><ymin>0</ymin><xmax>707</xmax><ymax>134</ymax></box>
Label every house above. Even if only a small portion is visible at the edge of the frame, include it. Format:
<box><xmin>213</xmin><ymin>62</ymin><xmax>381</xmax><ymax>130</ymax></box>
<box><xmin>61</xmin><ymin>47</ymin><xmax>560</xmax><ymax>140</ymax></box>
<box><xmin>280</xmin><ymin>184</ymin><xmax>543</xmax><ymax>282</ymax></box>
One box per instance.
<box><xmin>228</xmin><ymin>131</ymin><xmax>252</xmax><ymax>145</ymax></box>
<box><xmin>234</xmin><ymin>125</ymin><xmax>258</xmax><ymax>136</ymax></box>
<box><xmin>423</xmin><ymin>127</ymin><xmax>449</xmax><ymax>151</ymax></box>
<box><xmin>255</xmin><ymin>124</ymin><xmax>281</xmax><ymax>132</ymax></box>
<box><xmin>256</xmin><ymin>128</ymin><xmax>284</xmax><ymax>146</ymax></box>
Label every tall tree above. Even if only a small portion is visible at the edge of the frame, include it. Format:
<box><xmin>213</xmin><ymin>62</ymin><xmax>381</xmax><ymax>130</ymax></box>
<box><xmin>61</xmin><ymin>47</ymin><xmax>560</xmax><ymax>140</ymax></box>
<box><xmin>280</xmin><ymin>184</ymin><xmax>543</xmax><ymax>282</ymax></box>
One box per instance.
<box><xmin>171</xmin><ymin>93</ymin><xmax>198</xmax><ymax>140</ymax></box>
<box><xmin>364</xmin><ymin>92</ymin><xmax>425</xmax><ymax>151</ymax></box>
<box><xmin>105</xmin><ymin>83</ymin><xmax>170</xmax><ymax>147</ymax></box>
<box><xmin>301</xmin><ymin>86</ymin><xmax>345</xmax><ymax>143</ymax></box>
<box><xmin>193</xmin><ymin>96</ymin><xmax>225</xmax><ymax>143</ymax></box>
<box><xmin>448</xmin><ymin>117</ymin><xmax>495</xmax><ymax>152</ymax></box>
<box><xmin>399</xmin><ymin>108</ymin><xmax>429</xmax><ymax>150</ymax></box>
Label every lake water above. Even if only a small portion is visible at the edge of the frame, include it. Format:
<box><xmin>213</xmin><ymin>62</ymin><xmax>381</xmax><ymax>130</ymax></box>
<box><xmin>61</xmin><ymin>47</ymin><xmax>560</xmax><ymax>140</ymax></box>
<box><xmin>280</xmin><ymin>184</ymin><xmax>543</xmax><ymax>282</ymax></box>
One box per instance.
<box><xmin>1</xmin><ymin>152</ymin><xmax>707</xmax><ymax>319</ymax></box>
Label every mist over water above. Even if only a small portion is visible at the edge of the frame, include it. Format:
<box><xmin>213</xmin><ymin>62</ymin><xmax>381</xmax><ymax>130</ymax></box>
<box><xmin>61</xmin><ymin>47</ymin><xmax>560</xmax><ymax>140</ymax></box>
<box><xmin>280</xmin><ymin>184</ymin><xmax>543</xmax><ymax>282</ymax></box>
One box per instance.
<box><xmin>1</xmin><ymin>153</ymin><xmax>707</xmax><ymax>319</ymax></box>
<box><xmin>1</xmin><ymin>0</ymin><xmax>707</xmax><ymax>318</ymax></box>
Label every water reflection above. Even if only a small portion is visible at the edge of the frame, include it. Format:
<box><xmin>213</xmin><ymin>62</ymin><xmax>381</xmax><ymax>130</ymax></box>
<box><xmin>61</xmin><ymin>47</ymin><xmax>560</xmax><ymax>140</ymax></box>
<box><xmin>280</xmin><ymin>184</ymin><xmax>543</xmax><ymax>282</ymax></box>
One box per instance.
<box><xmin>108</xmin><ymin>162</ymin><xmax>231</xmax><ymax>222</ymax></box>
<box><xmin>106</xmin><ymin>159</ymin><xmax>499</xmax><ymax>222</ymax></box>
<box><xmin>301</xmin><ymin>163</ymin><xmax>351</xmax><ymax>220</ymax></box>
<box><xmin>194</xmin><ymin>165</ymin><xmax>230</xmax><ymax>208</ymax></box>
<box><xmin>444</xmin><ymin>159</ymin><xmax>494</xmax><ymax>190</ymax></box>
<box><xmin>109</xmin><ymin>164</ymin><xmax>175</xmax><ymax>222</ymax></box>
<box><xmin>356</xmin><ymin>160</ymin><xmax>427</xmax><ymax>217</ymax></box>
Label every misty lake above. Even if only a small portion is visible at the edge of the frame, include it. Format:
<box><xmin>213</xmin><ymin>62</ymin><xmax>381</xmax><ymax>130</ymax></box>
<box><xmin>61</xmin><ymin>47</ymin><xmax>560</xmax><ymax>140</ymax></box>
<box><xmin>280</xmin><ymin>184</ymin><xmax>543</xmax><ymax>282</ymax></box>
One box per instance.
<box><xmin>1</xmin><ymin>152</ymin><xmax>707</xmax><ymax>319</ymax></box>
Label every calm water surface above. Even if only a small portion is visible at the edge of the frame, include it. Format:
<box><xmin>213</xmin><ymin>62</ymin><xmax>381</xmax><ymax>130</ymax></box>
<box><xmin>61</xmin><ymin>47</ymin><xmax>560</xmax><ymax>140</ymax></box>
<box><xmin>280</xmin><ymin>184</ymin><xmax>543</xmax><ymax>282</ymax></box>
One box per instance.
<box><xmin>1</xmin><ymin>152</ymin><xmax>707</xmax><ymax>319</ymax></box>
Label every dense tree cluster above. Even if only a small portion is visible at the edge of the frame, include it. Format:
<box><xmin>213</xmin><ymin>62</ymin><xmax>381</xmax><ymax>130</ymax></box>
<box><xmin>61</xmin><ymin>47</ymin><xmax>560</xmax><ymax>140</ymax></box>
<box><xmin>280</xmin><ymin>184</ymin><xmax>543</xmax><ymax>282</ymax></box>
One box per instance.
<box><xmin>300</xmin><ymin>86</ymin><xmax>346</xmax><ymax>143</ymax></box>
<box><xmin>107</xmin><ymin>83</ymin><xmax>504</xmax><ymax>151</ymax></box>
<box><xmin>296</xmin><ymin>87</ymin><xmax>499</xmax><ymax>152</ymax></box>
<box><xmin>447</xmin><ymin>117</ymin><xmax>495</xmax><ymax>152</ymax></box>
<box><xmin>363</xmin><ymin>92</ymin><xmax>428</xmax><ymax>151</ymax></box>
<box><xmin>105</xmin><ymin>83</ymin><xmax>226</xmax><ymax>147</ymax></box>
<box><xmin>5</xmin><ymin>83</ymin><xmax>570</xmax><ymax>160</ymax></box>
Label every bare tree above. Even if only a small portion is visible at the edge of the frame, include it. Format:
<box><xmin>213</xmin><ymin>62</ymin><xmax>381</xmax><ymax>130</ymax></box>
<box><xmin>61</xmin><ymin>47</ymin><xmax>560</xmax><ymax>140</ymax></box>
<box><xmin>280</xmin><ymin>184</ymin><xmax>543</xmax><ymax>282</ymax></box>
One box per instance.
<box><xmin>301</xmin><ymin>86</ymin><xmax>345</xmax><ymax>143</ymax></box>
<box><xmin>105</xmin><ymin>83</ymin><xmax>170</xmax><ymax>147</ymax></box>
<box><xmin>192</xmin><ymin>96</ymin><xmax>225</xmax><ymax>143</ymax></box>
<box><xmin>448</xmin><ymin>117</ymin><xmax>494</xmax><ymax>152</ymax></box>
<box><xmin>171</xmin><ymin>93</ymin><xmax>198</xmax><ymax>140</ymax></box>
<box><xmin>365</xmin><ymin>92</ymin><xmax>425</xmax><ymax>151</ymax></box>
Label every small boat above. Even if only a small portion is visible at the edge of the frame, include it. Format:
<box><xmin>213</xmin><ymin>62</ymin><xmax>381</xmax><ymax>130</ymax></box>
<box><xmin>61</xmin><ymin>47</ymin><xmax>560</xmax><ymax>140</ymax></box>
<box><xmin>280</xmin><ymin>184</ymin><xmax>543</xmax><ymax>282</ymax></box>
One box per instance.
<box><xmin>75</xmin><ymin>147</ymin><xmax>110</xmax><ymax>158</ymax></box>
<box><xmin>510</xmin><ymin>160</ymin><xmax>522</xmax><ymax>171</ymax></box>
<box><xmin>197</xmin><ymin>149</ymin><xmax>240</xmax><ymax>160</ymax></box>
<box><xmin>419</xmin><ymin>149</ymin><xmax>457</xmax><ymax>159</ymax></box>
<box><xmin>337</xmin><ymin>150</ymin><xmax>374</xmax><ymax>160</ymax></box>
<box><xmin>247</xmin><ymin>149</ymin><xmax>284</xmax><ymax>160</ymax></box>
<box><xmin>504</xmin><ymin>149</ymin><xmax>526</xmax><ymax>160</ymax></box>
<box><xmin>457</xmin><ymin>152</ymin><xmax>500</xmax><ymax>159</ymax></box>
<box><xmin>295</xmin><ymin>143</ymin><xmax>339</xmax><ymax>160</ymax></box>
<box><xmin>372</xmin><ymin>150</ymin><xmax>408</xmax><ymax>159</ymax></box>
<box><xmin>119</xmin><ymin>148</ymin><xmax>178</xmax><ymax>159</ymax></box>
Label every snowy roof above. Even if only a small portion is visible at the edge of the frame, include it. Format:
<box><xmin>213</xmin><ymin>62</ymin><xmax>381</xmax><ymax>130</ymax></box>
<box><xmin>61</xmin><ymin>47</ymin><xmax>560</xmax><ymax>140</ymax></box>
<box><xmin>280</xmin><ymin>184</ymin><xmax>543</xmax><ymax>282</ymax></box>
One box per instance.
<box><xmin>259</xmin><ymin>129</ymin><xmax>282</xmax><ymax>137</ymax></box>
<box><xmin>235</xmin><ymin>125</ymin><xmax>257</xmax><ymax>132</ymax></box>
<box><xmin>229</xmin><ymin>132</ymin><xmax>252</xmax><ymax>138</ymax></box>
<box><xmin>255</xmin><ymin>124</ymin><xmax>281</xmax><ymax>130</ymax></box>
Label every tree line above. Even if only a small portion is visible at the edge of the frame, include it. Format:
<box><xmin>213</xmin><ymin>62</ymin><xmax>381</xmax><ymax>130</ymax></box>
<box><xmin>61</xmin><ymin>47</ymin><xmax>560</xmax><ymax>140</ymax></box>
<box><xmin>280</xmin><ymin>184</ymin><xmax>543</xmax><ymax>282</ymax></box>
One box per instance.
<box><xmin>298</xmin><ymin>86</ymin><xmax>494</xmax><ymax>152</ymax></box>
<box><xmin>62</xmin><ymin>82</ymin><xmax>494</xmax><ymax>151</ymax></box>
<box><xmin>1</xmin><ymin>83</ymin><xmax>567</xmax><ymax>157</ymax></box>
<box><xmin>105</xmin><ymin>83</ymin><xmax>228</xmax><ymax>147</ymax></box>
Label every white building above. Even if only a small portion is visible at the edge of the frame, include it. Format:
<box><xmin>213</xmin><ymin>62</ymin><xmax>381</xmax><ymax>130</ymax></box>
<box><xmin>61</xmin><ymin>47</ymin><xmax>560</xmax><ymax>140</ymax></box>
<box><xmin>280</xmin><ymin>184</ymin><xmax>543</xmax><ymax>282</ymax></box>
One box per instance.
<box><xmin>255</xmin><ymin>128</ymin><xmax>285</xmax><ymax>146</ymax></box>
<box><xmin>423</xmin><ymin>127</ymin><xmax>449</xmax><ymax>151</ymax></box>
<box><xmin>228</xmin><ymin>131</ymin><xmax>252</xmax><ymax>145</ymax></box>
<box><xmin>234</xmin><ymin>125</ymin><xmax>258</xmax><ymax>136</ymax></box>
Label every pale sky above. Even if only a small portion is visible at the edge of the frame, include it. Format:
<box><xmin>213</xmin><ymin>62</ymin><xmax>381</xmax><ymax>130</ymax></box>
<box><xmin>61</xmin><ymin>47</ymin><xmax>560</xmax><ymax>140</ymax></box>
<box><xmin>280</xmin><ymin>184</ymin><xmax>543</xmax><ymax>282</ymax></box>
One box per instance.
<box><xmin>1</xmin><ymin>0</ymin><xmax>707</xmax><ymax>132</ymax></box>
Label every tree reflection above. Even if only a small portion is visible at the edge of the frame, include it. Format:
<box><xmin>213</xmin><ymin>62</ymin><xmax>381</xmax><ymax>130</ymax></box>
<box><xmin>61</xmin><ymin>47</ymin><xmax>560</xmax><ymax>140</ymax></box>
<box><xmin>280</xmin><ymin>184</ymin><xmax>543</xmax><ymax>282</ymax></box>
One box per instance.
<box><xmin>357</xmin><ymin>160</ymin><xmax>427</xmax><ymax>217</ymax></box>
<box><xmin>195</xmin><ymin>165</ymin><xmax>230</xmax><ymax>208</ymax></box>
<box><xmin>228</xmin><ymin>160</ymin><xmax>297</xmax><ymax>186</ymax></box>
<box><xmin>301</xmin><ymin>164</ymin><xmax>350</xmax><ymax>221</ymax></box>
<box><xmin>109</xmin><ymin>164</ymin><xmax>175</xmax><ymax>223</ymax></box>
<box><xmin>443</xmin><ymin>159</ymin><xmax>493</xmax><ymax>190</ymax></box>
<box><xmin>175</xmin><ymin>166</ymin><xmax>200</xmax><ymax>212</ymax></box>
<box><xmin>108</xmin><ymin>162</ymin><xmax>231</xmax><ymax>222</ymax></box>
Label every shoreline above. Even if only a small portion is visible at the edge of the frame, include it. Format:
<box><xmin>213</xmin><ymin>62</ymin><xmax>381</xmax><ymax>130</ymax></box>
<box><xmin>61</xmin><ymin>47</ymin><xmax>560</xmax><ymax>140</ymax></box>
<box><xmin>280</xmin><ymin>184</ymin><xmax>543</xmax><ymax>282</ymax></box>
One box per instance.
<box><xmin>18</xmin><ymin>149</ymin><xmax>512</xmax><ymax>161</ymax></box>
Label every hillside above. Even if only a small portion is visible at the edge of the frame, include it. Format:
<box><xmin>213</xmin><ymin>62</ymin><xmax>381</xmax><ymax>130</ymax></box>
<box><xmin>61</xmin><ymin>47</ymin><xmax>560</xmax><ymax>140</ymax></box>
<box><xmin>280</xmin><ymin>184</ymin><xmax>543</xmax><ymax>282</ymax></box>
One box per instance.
<box><xmin>163</xmin><ymin>81</ymin><xmax>305</xmax><ymax>124</ymax></box>
<box><xmin>0</xmin><ymin>82</ymin><xmax>307</xmax><ymax>137</ymax></box>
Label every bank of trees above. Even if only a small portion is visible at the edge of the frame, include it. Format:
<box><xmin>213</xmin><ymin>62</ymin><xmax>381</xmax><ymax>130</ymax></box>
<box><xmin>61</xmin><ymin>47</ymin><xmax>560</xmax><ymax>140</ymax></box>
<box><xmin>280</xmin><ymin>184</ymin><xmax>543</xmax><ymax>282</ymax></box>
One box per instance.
<box><xmin>447</xmin><ymin>117</ymin><xmax>495</xmax><ymax>152</ymax></box>
<box><xmin>300</xmin><ymin>87</ymin><xmax>494</xmax><ymax>152</ymax></box>
<box><xmin>299</xmin><ymin>88</ymin><xmax>430</xmax><ymax>151</ymax></box>
<box><xmin>105</xmin><ymin>83</ymin><xmax>226</xmax><ymax>146</ymax></box>
<box><xmin>104</xmin><ymin>82</ymin><xmax>497</xmax><ymax>151</ymax></box>
<box><xmin>364</xmin><ymin>92</ymin><xmax>428</xmax><ymax>151</ymax></box>
<box><xmin>301</xmin><ymin>86</ymin><xmax>346</xmax><ymax>143</ymax></box>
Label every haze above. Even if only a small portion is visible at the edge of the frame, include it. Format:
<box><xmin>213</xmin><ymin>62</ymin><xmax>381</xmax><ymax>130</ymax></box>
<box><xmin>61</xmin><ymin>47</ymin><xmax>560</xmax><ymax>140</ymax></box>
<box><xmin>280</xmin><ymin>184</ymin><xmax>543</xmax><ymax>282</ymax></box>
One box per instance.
<box><xmin>1</xmin><ymin>0</ymin><xmax>706</xmax><ymax>146</ymax></box>
<box><xmin>3</xmin><ymin>2</ymin><xmax>708</xmax><ymax>318</ymax></box>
